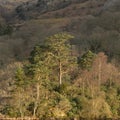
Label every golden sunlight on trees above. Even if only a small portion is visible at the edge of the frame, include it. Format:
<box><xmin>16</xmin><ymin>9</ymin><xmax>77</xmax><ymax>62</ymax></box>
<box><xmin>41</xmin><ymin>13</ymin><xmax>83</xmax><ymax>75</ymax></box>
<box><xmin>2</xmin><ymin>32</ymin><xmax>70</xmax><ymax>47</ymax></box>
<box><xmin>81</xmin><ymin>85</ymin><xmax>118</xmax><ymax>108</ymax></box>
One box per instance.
<box><xmin>45</xmin><ymin>33</ymin><xmax>77</xmax><ymax>85</ymax></box>
<box><xmin>0</xmin><ymin>33</ymin><xmax>120</xmax><ymax>120</ymax></box>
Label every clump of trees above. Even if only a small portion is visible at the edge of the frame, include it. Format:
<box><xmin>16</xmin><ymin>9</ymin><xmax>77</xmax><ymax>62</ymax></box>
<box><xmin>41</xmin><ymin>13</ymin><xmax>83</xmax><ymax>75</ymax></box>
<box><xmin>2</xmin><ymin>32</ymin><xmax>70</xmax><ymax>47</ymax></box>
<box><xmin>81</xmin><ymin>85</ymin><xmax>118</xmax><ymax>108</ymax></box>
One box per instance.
<box><xmin>0</xmin><ymin>33</ymin><xmax>120</xmax><ymax>120</ymax></box>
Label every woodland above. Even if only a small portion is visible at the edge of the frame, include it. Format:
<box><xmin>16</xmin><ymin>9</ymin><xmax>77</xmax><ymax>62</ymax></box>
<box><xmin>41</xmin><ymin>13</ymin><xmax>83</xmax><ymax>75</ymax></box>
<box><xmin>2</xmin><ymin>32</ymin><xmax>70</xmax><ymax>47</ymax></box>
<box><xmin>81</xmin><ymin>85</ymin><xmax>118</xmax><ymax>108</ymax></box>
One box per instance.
<box><xmin>0</xmin><ymin>0</ymin><xmax>120</xmax><ymax>119</ymax></box>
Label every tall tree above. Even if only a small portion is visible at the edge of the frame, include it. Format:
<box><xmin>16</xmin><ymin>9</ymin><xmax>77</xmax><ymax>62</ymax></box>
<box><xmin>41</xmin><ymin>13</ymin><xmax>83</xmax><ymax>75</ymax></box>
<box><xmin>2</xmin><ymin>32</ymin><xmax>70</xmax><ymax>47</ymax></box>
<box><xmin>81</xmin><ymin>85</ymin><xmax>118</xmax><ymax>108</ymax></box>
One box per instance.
<box><xmin>45</xmin><ymin>33</ymin><xmax>76</xmax><ymax>85</ymax></box>
<box><xmin>27</xmin><ymin>44</ymin><xmax>52</xmax><ymax>117</ymax></box>
<box><xmin>14</xmin><ymin>67</ymin><xmax>26</xmax><ymax>117</ymax></box>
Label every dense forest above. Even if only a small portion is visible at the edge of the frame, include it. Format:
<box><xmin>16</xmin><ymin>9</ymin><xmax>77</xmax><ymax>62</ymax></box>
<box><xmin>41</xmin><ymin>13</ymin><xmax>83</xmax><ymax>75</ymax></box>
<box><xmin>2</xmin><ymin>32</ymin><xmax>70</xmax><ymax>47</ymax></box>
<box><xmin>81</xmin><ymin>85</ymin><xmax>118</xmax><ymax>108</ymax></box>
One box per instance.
<box><xmin>0</xmin><ymin>0</ymin><xmax>120</xmax><ymax>119</ymax></box>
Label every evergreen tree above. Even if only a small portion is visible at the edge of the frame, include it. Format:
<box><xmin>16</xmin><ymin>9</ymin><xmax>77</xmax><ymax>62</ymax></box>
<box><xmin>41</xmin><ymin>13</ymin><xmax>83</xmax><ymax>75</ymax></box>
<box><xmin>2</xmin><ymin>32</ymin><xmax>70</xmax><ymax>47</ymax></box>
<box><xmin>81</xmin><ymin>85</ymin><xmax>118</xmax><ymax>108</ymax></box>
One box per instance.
<box><xmin>78</xmin><ymin>50</ymin><xmax>95</xmax><ymax>70</ymax></box>
<box><xmin>26</xmin><ymin>44</ymin><xmax>53</xmax><ymax>117</ymax></box>
<box><xmin>13</xmin><ymin>67</ymin><xmax>26</xmax><ymax>117</ymax></box>
<box><xmin>45</xmin><ymin>32</ymin><xmax>76</xmax><ymax>85</ymax></box>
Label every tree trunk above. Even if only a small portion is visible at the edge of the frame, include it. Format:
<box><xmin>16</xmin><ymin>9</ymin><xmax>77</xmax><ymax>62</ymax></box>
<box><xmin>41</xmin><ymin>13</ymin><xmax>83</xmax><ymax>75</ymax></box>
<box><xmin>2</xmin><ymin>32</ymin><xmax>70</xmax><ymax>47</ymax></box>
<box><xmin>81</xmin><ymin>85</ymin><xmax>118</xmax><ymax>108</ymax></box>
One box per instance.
<box><xmin>82</xmin><ymin>80</ymin><xmax>85</xmax><ymax>96</ymax></box>
<box><xmin>98</xmin><ymin>59</ymin><xmax>102</xmax><ymax>87</ymax></box>
<box><xmin>33</xmin><ymin>83</ymin><xmax>40</xmax><ymax>117</ymax></box>
<box><xmin>19</xmin><ymin>90</ymin><xmax>24</xmax><ymax>118</ymax></box>
<box><xmin>59</xmin><ymin>60</ymin><xmax>62</xmax><ymax>85</ymax></box>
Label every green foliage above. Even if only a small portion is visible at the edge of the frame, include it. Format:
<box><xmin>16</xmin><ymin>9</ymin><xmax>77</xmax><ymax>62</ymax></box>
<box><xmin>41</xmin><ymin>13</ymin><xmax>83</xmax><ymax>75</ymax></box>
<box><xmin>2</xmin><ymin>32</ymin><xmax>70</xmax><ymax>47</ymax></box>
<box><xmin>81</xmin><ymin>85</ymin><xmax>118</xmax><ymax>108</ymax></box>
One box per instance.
<box><xmin>1</xmin><ymin>105</ymin><xmax>18</xmax><ymax>117</ymax></box>
<box><xmin>106</xmin><ymin>87</ymin><xmax>120</xmax><ymax>117</ymax></box>
<box><xmin>45</xmin><ymin>32</ymin><xmax>77</xmax><ymax>85</ymax></box>
<box><xmin>26</xmin><ymin>44</ymin><xmax>53</xmax><ymax>86</ymax></box>
<box><xmin>78</xmin><ymin>50</ymin><xmax>96</xmax><ymax>70</ymax></box>
<box><xmin>15</xmin><ymin>67</ymin><xmax>26</xmax><ymax>88</ymax></box>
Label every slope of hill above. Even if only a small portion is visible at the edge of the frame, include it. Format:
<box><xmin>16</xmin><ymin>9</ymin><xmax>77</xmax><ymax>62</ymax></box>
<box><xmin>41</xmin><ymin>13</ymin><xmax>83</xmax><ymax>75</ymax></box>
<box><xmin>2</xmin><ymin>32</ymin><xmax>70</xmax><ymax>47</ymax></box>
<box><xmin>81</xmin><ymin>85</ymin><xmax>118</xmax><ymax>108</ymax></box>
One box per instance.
<box><xmin>0</xmin><ymin>0</ymin><xmax>34</xmax><ymax>22</ymax></box>
<box><xmin>0</xmin><ymin>0</ymin><xmax>120</xmax><ymax>66</ymax></box>
<box><xmin>0</xmin><ymin>1</ymin><xmax>120</xmax><ymax>119</ymax></box>
<box><xmin>0</xmin><ymin>0</ymin><xmax>30</xmax><ymax>8</ymax></box>
<box><xmin>15</xmin><ymin>0</ymin><xmax>107</xmax><ymax>19</ymax></box>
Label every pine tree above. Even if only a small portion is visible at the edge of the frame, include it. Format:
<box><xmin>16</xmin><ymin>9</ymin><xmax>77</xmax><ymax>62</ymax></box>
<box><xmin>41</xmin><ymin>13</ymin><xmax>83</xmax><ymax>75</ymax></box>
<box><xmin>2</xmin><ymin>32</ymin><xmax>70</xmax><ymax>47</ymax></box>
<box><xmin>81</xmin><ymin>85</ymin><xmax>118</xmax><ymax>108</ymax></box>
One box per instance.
<box><xmin>78</xmin><ymin>50</ymin><xmax>95</xmax><ymax>70</ymax></box>
<box><xmin>27</xmin><ymin>44</ymin><xmax>53</xmax><ymax>117</ymax></box>
<box><xmin>45</xmin><ymin>32</ymin><xmax>76</xmax><ymax>85</ymax></box>
<box><xmin>14</xmin><ymin>67</ymin><xmax>26</xmax><ymax>117</ymax></box>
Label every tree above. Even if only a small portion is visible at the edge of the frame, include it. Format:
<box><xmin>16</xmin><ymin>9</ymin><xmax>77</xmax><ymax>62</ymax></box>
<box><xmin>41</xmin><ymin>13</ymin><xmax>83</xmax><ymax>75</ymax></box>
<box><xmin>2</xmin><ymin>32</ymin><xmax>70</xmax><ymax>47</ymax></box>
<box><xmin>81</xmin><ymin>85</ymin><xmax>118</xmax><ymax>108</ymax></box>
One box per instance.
<box><xmin>45</xmin><ymin>33</ymin><xmax>76</xmax><ymax>86</ymax></box>
<box><xmin>26</xmin><ymin>44</ymin><xmax>53</xmax><ymax>117</ymax></box>
<box><xmin>13</xmin><ymin>67</ymin><xmax>27</xmax><ymax>117</ymax></box>
<box><xmin>78</xmin><ymin>50</ymin><xmax>95</xmax><ymax>70</ymax></box>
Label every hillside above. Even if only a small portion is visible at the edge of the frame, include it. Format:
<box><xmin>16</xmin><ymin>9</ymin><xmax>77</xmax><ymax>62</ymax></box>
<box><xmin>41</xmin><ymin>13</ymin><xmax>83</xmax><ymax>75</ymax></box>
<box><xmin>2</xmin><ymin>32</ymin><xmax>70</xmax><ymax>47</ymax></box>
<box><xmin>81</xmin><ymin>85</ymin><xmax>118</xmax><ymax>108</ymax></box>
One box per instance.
<box><xmin>0</xmin><ymin>0</ymin><xmax>119</xmax><ymax>66</ymax></box>
<box><xmin>0</xmin><ymin>0</ymin><xmax>120</xmax><ymax>119</ymax></box>
<box><xmin>0</xmin><ymin>0</ymin><xmax>120</xmax><ymax>65</ymax></box>
<box><xmin>0</xmin><ymin>0</ymin><xmax>31</xmax><ymax>8</ymax></box>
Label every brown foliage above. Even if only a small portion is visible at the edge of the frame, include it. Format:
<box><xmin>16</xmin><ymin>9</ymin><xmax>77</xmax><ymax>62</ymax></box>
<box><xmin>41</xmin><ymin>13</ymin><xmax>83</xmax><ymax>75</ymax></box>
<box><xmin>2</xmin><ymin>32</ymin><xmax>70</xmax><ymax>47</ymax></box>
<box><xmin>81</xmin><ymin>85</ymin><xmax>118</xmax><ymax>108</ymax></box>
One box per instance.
<box><xmin>75</xmin><ymin>52</ymin><xmax>119</xmax><ymax>87</ymax></box>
